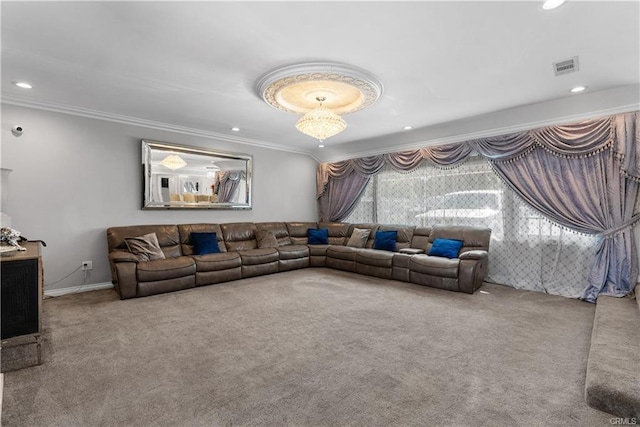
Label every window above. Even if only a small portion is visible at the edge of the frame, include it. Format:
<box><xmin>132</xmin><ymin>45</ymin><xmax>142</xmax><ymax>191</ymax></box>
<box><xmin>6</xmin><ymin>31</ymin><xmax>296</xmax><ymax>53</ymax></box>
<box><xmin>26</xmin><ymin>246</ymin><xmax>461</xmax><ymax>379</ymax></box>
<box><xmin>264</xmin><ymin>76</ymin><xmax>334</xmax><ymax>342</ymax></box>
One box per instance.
<box><xmin>346</xmin><ymin>157</ymin><xmax>598</xmax><ymax>298</ymax></box>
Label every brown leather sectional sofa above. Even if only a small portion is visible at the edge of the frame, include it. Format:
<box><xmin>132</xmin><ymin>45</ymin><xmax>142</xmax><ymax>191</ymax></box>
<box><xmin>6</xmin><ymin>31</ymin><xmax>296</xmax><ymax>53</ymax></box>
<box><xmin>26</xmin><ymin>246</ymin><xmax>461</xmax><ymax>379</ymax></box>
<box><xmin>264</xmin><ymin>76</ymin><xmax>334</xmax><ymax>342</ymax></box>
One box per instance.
<box><xmin>106</xmin><ymin>222</ymin><xmax>491</xmax><ymax>299</ymax></box>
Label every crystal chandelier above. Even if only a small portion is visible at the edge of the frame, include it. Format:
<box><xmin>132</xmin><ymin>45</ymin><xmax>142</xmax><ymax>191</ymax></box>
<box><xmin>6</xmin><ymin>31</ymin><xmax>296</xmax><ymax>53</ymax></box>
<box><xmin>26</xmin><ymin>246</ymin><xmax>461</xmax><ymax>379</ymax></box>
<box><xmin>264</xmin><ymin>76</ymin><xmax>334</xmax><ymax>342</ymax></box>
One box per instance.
<box><xmin>257</xmin><ymin>62</ymin><xmax>383</xmax><ymax>145</ymax></box>
<box><xmin>295</xmin><ymin>97</ymin><xmax>347</xmax><ymax>142</ymax></box>
<box><xmin>161</xmin><ymin>154</ymin><xmax>187</xmax><ymax>170</ymax></box>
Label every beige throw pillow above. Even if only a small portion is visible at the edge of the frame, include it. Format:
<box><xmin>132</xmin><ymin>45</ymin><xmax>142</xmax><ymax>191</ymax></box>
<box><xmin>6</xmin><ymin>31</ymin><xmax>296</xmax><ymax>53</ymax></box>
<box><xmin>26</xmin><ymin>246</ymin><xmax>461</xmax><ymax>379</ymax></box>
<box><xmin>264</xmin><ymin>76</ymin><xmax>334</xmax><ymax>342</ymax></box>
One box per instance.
<box><xmin>346</xmin><ymin>228</ymin><xmax>371</xmax><ymax>248</ymax></box>
<box><xmin>257</xmin><ymin>230</ymin><xmax>279</xmax><ymax>248</ymax></box>
<box><xmin>124</xmin><ymin>232</ymin><xmax>166</xmax><ymax>261</ymax></box>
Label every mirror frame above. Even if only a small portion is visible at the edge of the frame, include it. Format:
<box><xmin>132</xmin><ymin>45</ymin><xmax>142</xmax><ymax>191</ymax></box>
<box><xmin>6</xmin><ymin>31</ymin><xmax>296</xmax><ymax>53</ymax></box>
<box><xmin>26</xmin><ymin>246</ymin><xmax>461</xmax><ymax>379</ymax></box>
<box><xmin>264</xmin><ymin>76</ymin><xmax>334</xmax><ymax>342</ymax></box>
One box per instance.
<box><xmin>141</xmin><ymin>140</ymin><xmax>252</xmax><ymax>210</ymax></box>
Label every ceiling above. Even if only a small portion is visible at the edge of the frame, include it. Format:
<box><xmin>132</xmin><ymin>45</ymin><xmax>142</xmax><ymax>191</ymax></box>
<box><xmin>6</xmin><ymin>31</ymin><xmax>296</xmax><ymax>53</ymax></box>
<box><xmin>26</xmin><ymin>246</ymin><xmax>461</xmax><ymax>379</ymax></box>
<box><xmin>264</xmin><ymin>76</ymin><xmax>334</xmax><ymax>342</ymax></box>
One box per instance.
<box><xmin>2</xmin><ymin>1</ymin><xmax>639</xmax><ymax>162</ymax></box>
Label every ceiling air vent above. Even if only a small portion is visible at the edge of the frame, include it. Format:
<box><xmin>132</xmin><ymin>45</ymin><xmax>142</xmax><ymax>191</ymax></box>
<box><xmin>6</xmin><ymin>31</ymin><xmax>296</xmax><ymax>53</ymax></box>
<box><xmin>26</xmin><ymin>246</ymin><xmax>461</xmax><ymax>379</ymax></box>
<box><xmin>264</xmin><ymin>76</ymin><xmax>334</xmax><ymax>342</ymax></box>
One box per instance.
<box><xmin>553</xmin><ymin>56</ymin><xmax>579</xmax><ymax>76</ymax></box>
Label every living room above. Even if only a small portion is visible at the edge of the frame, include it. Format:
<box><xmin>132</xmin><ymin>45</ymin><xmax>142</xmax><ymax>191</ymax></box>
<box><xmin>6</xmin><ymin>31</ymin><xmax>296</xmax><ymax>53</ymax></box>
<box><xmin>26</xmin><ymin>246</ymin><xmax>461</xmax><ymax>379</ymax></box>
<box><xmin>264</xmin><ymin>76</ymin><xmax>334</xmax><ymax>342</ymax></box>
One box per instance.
<box><xmin>1</xmin><ymin>1</ymin><xmax>639</xmax><ymax>425</ymax></box>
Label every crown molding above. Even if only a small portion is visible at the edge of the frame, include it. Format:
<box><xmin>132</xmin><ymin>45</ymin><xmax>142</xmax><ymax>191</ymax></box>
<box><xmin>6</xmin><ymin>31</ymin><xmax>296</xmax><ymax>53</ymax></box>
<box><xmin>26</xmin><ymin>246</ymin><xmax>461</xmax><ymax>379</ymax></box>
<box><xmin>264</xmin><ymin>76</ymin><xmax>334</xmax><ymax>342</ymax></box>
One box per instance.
<box><xmin>318</xmin><ymin>102</ymin><xmax>640</xmax><ymax>163</ymax></box>
<box><xmin>1</xmin><ymin>93</ymin><xmax>322</xmax><ymax>163</ymax></box>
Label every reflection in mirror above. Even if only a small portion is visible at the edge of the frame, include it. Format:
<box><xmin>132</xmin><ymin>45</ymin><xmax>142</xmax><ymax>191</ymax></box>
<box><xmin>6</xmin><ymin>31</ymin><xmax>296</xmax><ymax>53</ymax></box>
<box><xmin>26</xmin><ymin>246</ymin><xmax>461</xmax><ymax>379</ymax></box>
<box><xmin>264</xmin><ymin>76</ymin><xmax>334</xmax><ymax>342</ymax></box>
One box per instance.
<box><xmin>142</xmin><ymin>140</ymin><xmax>252</xmax><ymax>210</ymax></box>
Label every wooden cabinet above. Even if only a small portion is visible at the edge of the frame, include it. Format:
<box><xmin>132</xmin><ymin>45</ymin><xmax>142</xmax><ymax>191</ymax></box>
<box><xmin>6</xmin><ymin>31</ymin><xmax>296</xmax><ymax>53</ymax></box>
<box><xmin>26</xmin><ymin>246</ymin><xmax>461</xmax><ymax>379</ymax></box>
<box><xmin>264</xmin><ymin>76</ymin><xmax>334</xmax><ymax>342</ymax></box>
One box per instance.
<box><xmin>1</xmin><ymin>242</ymin><xmax>43</xmax><ymax>371</ymax></box>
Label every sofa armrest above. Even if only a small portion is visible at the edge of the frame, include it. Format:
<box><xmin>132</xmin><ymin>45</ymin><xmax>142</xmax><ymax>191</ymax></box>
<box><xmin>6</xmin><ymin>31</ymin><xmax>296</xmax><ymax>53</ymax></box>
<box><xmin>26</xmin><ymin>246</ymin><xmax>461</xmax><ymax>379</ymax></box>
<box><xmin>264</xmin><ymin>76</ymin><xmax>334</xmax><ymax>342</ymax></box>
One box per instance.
<box><xmin>459</xmin><ymin>250</ymin><xmax>488</xmax><ymax>261</ymax></box>
<box><xmin>112</xmin><ymin>262</ymin><xmax>138</xmax><ymax>299</ymax></box>
<box><xmin>399</xmin><ymin>248</ymin><xmax>425</xmax><ymax>255</ymax></box>
<box><xmin>109</xmin><ymin>250</ymin><xmax>141</xmax><ymax>263</ymax></box>
<box><xmin>109</xmin><ymin>251</ymin><xmax>139</xmax><ymax>299</ymax></box>
<box><xmin>458</xmin><ymin>255</ymin><xmax>489</xmax><ymax>294</ymax></box>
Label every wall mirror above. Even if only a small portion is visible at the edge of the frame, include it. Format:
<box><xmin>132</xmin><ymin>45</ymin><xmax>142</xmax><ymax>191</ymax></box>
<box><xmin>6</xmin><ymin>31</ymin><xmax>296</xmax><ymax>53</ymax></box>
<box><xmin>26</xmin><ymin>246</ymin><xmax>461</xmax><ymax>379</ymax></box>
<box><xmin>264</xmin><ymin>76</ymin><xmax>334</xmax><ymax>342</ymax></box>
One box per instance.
<box><xmin>142</xmin><ymin>140</ymin><xmax>252</xmax><ymax>210</ymax></box>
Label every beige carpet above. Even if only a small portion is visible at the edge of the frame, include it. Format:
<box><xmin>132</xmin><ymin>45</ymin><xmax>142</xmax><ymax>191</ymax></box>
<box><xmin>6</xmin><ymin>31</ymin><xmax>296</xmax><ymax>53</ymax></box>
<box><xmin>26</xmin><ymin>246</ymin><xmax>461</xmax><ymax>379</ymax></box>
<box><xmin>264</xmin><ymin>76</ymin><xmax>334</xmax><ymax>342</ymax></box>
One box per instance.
<box><xmin>2</xmin><ymin>268</ymin><xmax>611</xmax><ymax>426</ymax></box>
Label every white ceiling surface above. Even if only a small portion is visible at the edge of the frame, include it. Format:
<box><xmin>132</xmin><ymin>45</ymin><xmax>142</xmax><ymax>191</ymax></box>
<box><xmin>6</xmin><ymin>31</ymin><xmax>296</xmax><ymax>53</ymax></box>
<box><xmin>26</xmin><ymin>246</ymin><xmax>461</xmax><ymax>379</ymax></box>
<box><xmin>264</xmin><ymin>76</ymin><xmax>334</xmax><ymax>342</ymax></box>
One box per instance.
<box><xmin>2</xmin><ymin>1</ymin><xmax>639</xmax><ymax>163</ymax></box>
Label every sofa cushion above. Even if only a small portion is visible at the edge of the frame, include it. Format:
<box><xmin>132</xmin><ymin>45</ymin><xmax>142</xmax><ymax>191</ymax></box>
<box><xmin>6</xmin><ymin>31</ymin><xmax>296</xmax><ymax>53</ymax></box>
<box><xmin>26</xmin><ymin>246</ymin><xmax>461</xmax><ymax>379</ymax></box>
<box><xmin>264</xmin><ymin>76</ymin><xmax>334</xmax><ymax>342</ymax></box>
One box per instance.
<box><xmin>256</xmin><ymin>230</ymin><xmax>279</xmax><ymax>248</ymax></box>
<box><xmin>238</xmin><ymin>248</ymin><xmax>279</xmax><ymax>265</ymax></box>
<box><xmin>374</xmin><ymin>230</ymin><xmax>397</xmax><ymax>252</ymax></box>
<box><xmin>378</xmin><ymin>225</ymin><xmax>415</xmax><ymax>251</ymax></box>
<box><xmin>222</xmin><ymin>222</ymin><xmax>258</xmax><ymax>251</ymax></box>
<box><xmin>137</xmin><ymin>256</ymin><xmax>196</xmax><ymax>282</ymax></box>
<box><xmin>428</xmin><ymin>238</ymin><xmax>464</xmax><ymax>259</ymax></box>
<box><xmin>356</xmin><ymin>249</ymin><xmax>394</xmax><ymax>268</ymax></box>
<box><xmin>178</xmin><ymin>223</ymin><xmax>226</xmax><ymax>254</ymax></box>
<box><xmin>107</xmin><ymin>224</ymin><xmax>181</xmax><ymax>258</ymax></box>
<box><xmin>256</xmin><ymin>222</ymin><xmax>292</xmax><ymax>246</ymax></box>
<box><xmin>349</xmin><ymin>224</ymin><xmax>379</xmax><ymax>248</ymax></box>
<box><xmin>308</xmin><ymin>228</ymin><xmax>329</xmax><ymax>245</ymax></box>
<box><xmin>277</xmin><ymin>245</ymin><xmax>310</xmax><ymax>260</ymax></box>
<box><xmin>286</xmin><ymin>222</ymin><xmax>318</xmax><ymax>245</ymax></box>
<box><xmin>410</xmin><ymin>255</ymin><xmax>459</xmax><ymax>278</ymax></box>
<box><xmin>191</xmin><ymin>232</ymin><xmax>221</xmax><ymax>255</ymax></box>
<box><xmin>124</xmin><ymin>233</ymin><xmax>166</xmax><ymax>261</ymax></box>
<box><xmin>318</xmin><ymin>222</ymin><xmax>351</xmax><ymax>245</ymax></box>
<box><xmin>347</xmin><ymin>228</ymin><xmax>371</xmax><ymax>248</ymax></box>
<box><xmin>326</xmin><ymin>245</ymin><xmax>358</xmax><ymax>261</ymax></box>
<box><xmin>192</xmin><ymin>252</ymin><xmax>241</xmax><ymax>272</ymax></box>
<box><xmin>428</xmin><ymin>225</ymin><xmax>491</xmax><ymax>254</ymax></box>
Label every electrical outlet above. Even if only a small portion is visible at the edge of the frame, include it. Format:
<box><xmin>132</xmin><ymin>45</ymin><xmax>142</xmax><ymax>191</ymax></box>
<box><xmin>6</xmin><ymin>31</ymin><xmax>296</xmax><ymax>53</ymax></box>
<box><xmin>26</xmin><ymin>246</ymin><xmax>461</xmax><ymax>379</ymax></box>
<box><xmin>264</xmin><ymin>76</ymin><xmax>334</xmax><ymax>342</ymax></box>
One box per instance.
<box><xmin>82</xmin><ymin>260</ymin><xmax>93</xmax><ymax>271</ymax></box>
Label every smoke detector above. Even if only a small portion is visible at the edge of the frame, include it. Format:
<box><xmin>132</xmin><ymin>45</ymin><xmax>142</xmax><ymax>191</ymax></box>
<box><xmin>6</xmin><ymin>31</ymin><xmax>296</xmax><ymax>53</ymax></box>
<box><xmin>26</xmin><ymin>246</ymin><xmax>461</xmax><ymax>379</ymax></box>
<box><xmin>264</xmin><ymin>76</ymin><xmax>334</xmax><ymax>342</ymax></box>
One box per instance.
<box><xmin>553</xmin><ymin>56</ymin><xmax>579</xmax><ymax>76</ymax></box>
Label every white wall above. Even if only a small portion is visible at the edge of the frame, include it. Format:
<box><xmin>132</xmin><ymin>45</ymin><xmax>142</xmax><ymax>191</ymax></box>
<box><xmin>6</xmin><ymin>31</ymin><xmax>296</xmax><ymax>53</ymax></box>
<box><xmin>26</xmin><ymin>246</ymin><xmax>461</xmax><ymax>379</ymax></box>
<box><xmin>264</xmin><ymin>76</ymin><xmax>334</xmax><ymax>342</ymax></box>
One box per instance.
<box><xmin>1</xmin><ymin>105</ymin><xmax>318</xmax><ymax>292</ymax></box>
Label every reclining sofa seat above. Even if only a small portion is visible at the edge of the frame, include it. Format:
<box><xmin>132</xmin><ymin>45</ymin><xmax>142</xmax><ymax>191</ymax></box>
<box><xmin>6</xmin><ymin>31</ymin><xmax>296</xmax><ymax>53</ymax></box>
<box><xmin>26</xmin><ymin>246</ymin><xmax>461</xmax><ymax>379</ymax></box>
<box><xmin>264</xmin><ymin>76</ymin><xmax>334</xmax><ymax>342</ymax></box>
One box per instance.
<box><xmin>177</xmin><ymin>223</ymin><xmax>241</xmax><ymax>287</ymax></box>
<box><xmin>256</xmin><ymin>222</ymin><xmax>310</xmax><ymax>271</ymax></box>
<box><xmin>106</xmin><ymin>222</ymin><xmax>491</xmax><ymax>299</ymax></box>
<box><xmin>286</xmin><ymin>222</ymin><xmax>325</xmax><ymax>266</ymax></box>
<box><xmin>356</xmin><ymin>225</ymin><xmax>415</xmax><ymax>280</ymax></box>
<box><xmin>221</xmin><ymin>222</ymin><xmax>279</xmax><ymax>278</ymax></box>
<box><xmin>107</xmin><ymin>224</ymin><xmax>196</xmax><ymax>299</ymax></box>
<box><xmin>409</xmin><ymin>225</ymin><xmax>490</xmax><ymax>294</ymax></box>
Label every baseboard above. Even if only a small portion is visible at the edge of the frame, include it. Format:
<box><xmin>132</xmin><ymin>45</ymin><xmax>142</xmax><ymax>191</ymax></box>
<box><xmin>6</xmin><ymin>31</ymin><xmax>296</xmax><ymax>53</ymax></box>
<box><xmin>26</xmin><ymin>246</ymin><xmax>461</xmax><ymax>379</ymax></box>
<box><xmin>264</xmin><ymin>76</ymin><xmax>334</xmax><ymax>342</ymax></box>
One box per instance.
<box><xmin>44</xmin><ymin>282</ymin><xmax>113</xmax><ymax>297</ymax></box>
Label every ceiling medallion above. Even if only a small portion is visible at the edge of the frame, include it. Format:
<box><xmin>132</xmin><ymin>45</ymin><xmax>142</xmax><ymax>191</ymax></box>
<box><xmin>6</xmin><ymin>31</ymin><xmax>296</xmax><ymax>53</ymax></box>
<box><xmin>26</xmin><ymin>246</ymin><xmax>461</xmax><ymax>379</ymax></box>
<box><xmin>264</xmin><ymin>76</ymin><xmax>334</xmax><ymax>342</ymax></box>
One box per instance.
<box><xmin>257</xmin><ymin>62</ymin><xmax>383</xmax><ymax>142</ymax></box>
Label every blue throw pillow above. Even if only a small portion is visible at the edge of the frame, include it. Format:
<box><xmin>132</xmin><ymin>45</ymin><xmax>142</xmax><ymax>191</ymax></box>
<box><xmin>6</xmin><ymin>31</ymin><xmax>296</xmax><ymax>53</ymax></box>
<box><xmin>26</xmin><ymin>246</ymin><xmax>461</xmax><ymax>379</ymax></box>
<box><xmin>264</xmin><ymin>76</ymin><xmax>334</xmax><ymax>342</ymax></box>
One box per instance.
<box><xmin>428</xmin><ymin>238</ymin><xmax>464</xmax><ymax>259</ymax></box>
<box><xmin>191</xmin><ymin>232</ymin><xmax>220</xmax><ymax>255</ymax></box>
<box><xmin>307</xmin><ymin>228</ymin><xmax>329</xmax><ymax>245</ymax></box>
<box><xmin>374</xmin><ymin>230</ymin><xmax>397</xmax><ymax>252</ymax></box>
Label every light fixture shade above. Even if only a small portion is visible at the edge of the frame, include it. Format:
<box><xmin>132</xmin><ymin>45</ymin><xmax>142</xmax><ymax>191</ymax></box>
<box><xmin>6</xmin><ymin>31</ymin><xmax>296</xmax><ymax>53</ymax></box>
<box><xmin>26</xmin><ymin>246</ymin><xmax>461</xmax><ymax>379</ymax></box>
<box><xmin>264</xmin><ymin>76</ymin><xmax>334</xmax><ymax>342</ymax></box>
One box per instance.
<box><xmin>161</xmin><ymin>154</ymin><xmax>187</xmax><ymax>170</ymax></box>
<box><xmin>295</xmin><ymin>106</ymin><xmax>347</xmax><ymax>142</ymax></box>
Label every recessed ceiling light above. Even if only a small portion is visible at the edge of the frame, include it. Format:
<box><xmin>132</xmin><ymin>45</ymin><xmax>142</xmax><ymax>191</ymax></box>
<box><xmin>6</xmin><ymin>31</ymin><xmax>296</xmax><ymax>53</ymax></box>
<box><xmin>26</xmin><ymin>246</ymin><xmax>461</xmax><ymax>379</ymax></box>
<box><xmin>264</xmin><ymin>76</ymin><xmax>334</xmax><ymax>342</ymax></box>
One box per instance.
<box><xmin>318</xmin><ymin>144</ymin><xmax>325</xmax><ymax>148</ymax></box>
<box><xmin>231</xmin><ymin>127</ymin><xmax>240</xmax><ymax>132</ymax></box>
<box><xmin>542</xmin><ymin>0</ymin><xmax>566</xmax><ymax>10</ymax></box>
<box><xmin>403</xmin><ymin>126</ymin><xmax>413</xmax><ymax>131</ymax></box>
<box><xmin>14</xmin><ymin>81</ymin><xmax>32</xmax><ymax>89</ymax></box>
<box><xmin>570</xmin><ymin>86</ymin><xmax>587</xmax><ymax>93</ymax></box>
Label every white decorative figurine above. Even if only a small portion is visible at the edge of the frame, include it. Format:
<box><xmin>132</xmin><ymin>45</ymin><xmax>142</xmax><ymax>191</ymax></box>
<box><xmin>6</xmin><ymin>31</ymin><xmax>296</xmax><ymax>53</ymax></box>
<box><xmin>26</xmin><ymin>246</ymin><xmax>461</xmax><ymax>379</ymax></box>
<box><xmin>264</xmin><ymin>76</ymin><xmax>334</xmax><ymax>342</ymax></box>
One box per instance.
<box><xmin>0</xmin><ymin>227</ymin><xmax>27</xmax><ymax>253</ymax></box>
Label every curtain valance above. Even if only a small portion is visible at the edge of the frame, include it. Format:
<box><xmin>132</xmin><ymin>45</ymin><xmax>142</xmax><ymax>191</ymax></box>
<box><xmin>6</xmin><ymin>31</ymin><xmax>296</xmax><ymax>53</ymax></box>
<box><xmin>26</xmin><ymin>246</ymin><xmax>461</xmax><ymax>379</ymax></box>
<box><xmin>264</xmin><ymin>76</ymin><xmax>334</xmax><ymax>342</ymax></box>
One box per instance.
<box><xmin>218</xmin><ymin>170</ymin><xmax>245</xmax><ymax>183</ymax></box>
<box><xmin>317</xmin><ymin>111</ymin><xmax>639</xmax><ymax>198</ymax></box>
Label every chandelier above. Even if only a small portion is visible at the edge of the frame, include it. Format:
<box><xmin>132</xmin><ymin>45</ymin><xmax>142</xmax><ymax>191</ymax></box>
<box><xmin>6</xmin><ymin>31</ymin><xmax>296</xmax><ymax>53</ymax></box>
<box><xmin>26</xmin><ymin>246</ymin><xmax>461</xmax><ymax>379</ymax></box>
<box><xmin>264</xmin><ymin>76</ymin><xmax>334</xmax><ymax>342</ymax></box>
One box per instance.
<box><xmin>257</xmin><ymin>62</ymin><xmax>383</xmax><ymax>144</ymax></box>
<box><xmin>295</xmin><ymin>97</ymin><xmax>347</xmax><ymax>142</ymax></box>
<box><xmin>161</xmin><ymin>154</ymin><xmax>187</xmax><ymax>170</ymax></box>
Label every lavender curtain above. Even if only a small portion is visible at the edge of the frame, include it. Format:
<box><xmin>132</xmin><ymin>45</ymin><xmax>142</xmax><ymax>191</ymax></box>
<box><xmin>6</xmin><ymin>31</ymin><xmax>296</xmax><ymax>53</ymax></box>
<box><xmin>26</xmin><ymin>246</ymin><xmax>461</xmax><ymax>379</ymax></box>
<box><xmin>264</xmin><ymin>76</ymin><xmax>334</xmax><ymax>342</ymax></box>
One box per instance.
<box><xmin>318</xmin><ymin>170</ymin><xmax>370</xmax><ymax>222</ymax></box>
<box><xmin>316</xmin><ymin>144</ymin><xmax>471</xmax><ymax>198</ymax></box>
<box><xmin>217</xmin><ymin>171</ymin><xmax>244</xmax><ymax>203</ymax></box>
<box><xmin>317</xmin><ymin>111</ymin><xmax>640</xmax><ymax>301</ymax></box>
<box><xmin>470</xmin><ymin>114</ymin><xmax>639</xmax><ymax>302</ymax></box>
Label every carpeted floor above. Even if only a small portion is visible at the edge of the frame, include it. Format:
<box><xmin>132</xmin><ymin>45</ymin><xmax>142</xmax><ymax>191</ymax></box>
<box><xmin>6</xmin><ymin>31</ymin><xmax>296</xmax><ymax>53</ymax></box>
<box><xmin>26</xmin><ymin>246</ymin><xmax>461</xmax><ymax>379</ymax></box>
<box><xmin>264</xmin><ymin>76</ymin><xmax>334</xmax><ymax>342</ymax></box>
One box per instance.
<box><xmin>2</xmin><ymin>269</ymin><xmax>612</xmax><ymax>426</ymax></box>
